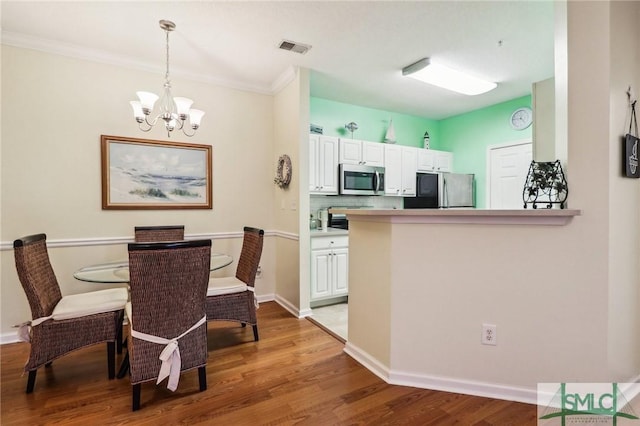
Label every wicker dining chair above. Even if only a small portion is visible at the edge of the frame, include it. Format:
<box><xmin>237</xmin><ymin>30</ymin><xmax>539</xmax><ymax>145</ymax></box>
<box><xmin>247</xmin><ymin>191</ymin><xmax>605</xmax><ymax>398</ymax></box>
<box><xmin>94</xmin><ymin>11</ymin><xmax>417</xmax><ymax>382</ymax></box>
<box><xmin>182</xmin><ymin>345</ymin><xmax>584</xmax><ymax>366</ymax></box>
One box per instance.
<box><xmin>127</xmin><ymin>239</ymin><xmax>211</xmax><ymax>411</ymax></box>
<box><xmin>13</xmin><ymin>233</ymin><xmax>128</xmax><ymax>393</ymax></box>
<box><xmin>134</xmin><ymin>225</ymin><xmax>185</xmax><ymax>242</ymax></box>
<box><xmin>206</xmin><ymin>227</ymin><xmax>264</xmax><ymax>341</ymax></box>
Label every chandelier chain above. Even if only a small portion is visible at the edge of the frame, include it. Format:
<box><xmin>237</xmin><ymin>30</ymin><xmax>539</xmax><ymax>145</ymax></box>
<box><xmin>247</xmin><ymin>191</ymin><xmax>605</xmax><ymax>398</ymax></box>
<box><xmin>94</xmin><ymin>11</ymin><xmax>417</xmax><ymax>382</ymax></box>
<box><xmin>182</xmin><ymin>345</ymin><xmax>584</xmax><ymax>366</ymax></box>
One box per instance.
<box><xmin>165</xmin><ymin>29</ymin><xmax>171</xmax><ymax>84</ymax></box>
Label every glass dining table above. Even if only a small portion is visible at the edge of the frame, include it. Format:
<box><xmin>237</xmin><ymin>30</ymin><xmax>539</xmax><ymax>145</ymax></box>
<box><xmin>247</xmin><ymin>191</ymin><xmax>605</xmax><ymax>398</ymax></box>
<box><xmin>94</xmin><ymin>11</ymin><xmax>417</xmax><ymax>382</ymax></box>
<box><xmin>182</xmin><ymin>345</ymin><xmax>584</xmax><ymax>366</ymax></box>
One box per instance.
<box><xmin>73</xmin><ymin>253</ymin><xmax>233</xmax><ymax>283</ymax></box>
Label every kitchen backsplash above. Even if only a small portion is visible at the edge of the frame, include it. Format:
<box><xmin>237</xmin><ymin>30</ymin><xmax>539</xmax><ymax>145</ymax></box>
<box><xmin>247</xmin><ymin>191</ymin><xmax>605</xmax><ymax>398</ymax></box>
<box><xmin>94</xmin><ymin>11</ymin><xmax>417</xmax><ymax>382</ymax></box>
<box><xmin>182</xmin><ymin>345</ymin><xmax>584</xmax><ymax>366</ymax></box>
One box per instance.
<box><xmin>310</xmin><ymin>195</ymin><xmax>402</xmax><ymax>217</ymax></box>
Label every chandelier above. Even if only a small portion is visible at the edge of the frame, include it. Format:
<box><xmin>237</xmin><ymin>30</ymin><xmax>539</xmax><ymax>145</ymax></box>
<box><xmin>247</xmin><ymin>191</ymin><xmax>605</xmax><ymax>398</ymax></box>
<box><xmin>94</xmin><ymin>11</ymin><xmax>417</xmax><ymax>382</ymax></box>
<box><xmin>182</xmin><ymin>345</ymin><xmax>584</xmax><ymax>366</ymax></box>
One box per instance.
<box><xmin>130</xmin><ymin>20</ymin><xmax>204</xmax><ymax>137</ymax></box>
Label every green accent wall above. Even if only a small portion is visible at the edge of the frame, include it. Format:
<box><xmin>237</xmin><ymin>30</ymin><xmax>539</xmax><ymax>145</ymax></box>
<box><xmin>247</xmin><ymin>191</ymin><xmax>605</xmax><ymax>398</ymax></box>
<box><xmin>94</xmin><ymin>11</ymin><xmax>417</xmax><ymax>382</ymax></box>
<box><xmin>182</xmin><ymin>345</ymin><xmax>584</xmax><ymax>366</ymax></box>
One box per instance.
<box><xmin>310</xmin><ymin>94</ymin><xmax>532</xmax><ymax>209</ymax></box>
<box><xmin>438</xmin><ymin>95</ymin><xmax>532</xmax><ymax>208</ymax></box>
<box><xmin>310</xmin><ymin>97</ymin><xmax>440</xmax><ymax>148</ymax></box>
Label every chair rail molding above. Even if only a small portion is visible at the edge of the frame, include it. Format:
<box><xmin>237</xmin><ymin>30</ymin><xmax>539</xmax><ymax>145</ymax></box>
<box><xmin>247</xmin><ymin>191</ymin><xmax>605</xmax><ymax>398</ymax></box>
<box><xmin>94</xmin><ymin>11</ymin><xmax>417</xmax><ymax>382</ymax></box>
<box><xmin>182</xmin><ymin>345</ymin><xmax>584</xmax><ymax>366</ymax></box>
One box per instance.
<box><xmin>0</xmin><ymin>230</ymin><xmax>297</xmax><ymax>251</ymax></box>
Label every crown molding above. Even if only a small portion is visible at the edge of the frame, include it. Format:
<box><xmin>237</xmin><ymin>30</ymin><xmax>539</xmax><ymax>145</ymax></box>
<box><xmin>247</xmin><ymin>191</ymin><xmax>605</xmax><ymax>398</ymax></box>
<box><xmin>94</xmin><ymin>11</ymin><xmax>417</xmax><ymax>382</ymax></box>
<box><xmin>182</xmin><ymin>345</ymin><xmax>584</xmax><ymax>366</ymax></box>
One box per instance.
<box><xmin>271</xmin><ymin>66</ymin><xmax>298</xmax><ymax>94</ymax></box>
<box><xmin>1</xmin><ymin>30</ymin><xmax>277</xmax><ymax>95</ymax></box>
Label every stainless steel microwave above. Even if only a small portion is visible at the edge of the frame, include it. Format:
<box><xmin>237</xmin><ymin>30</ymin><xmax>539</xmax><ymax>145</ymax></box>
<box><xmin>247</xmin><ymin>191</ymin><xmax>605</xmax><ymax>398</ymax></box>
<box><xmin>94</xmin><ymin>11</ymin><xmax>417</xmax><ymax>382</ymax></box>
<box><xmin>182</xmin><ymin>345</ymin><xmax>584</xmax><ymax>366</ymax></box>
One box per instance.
<box><xmin>339</xmin><ymin>164</ymin><xmax>385</xmax><ymax>195</ymax></box>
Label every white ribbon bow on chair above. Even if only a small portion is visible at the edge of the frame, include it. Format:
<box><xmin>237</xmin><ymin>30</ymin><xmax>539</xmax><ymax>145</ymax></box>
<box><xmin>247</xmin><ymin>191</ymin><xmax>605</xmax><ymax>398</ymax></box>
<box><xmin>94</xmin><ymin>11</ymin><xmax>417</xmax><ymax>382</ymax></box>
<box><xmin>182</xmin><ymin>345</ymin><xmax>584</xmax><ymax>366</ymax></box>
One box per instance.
<box><xmin>130</xmin><ymin>315</ymin><xmax>206</xmax><ymax>392</ymax></box>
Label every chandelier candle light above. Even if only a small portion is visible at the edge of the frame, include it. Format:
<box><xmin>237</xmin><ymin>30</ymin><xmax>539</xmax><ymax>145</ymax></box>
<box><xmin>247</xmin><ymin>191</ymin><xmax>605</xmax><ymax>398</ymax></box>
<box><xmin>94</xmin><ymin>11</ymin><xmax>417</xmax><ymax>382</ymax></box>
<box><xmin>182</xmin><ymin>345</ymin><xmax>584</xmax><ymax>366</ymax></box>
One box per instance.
<box><xmin>130</xmin><ymin>20</ymin><xmax>204</xmax><ymax>137</ymax></box>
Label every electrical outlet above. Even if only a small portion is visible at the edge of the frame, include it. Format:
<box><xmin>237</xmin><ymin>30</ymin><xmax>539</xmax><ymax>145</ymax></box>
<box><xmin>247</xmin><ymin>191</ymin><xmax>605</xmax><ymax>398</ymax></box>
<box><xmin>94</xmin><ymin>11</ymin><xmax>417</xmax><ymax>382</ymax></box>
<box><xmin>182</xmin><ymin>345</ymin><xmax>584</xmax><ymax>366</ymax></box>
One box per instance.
<box><xmin>256</xmin><ymin>265</ymin><xmax>262</xmax><ymax>279</ymax></box>
<box><xmin>482</xmin><ymin>324</ymin><xmax>497</xmax><ymax>345</ymax></box>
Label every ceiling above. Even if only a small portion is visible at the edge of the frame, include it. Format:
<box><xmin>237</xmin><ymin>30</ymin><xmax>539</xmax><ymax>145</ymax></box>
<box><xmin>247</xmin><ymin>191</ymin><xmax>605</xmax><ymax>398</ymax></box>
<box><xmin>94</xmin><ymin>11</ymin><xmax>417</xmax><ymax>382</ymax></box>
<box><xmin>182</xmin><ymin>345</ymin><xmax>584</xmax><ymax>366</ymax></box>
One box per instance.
<box><xmin>1</xmin><ymin>1</ymin><xmax>555</xmax><ymax>120</ymax></box>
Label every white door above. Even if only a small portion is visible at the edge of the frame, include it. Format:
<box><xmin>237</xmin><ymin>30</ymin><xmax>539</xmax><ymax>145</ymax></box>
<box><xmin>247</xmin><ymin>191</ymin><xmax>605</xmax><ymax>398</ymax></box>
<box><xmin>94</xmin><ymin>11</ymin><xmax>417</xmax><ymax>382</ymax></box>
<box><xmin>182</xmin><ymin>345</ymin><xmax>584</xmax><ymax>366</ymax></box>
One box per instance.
<box><xmin>400</xmin><ymin>146</ymin><xmax>417</xmax><ymax>196</ymax></box>
<box><xmin>488</xmin><ymin>142</ymin><xmax>532</xmax><ymax>209</ymax></box>
<box><xmin>339</xmin><ymin>139</ymin><xmax>362</xmax><ymax>164</ymax></box>
<box><xmin>318</xmin><ymin>136</ymin><xmax>339</xmax><ymax>194</ymax></box>
<box><xmin>332</xmin><ymin>248</ymin><xmax>349</xmax><ymax>296</ymax></box>
<box><xmin>362</xmin><ymin>141</ymin><xmax>385</xmax><ymax>167</ymax></box>
<box><xmin>417</xmin><ymin>149</ymin><xmax>435</xmax><ymax>172</ymax></box>
<box><xmin>309</xmin><ymin>134</ymin><xmax>319</xmax><ymax>192</ymax></box>
<box><xmin>310</xmin><ymin>249</ymin><xmax>332</xmax><ymax>300</ymax></box>
<box><xmin>384</xmin><ymin>144</ymin><xmax>402</xmax><ymax>195</ymax></box>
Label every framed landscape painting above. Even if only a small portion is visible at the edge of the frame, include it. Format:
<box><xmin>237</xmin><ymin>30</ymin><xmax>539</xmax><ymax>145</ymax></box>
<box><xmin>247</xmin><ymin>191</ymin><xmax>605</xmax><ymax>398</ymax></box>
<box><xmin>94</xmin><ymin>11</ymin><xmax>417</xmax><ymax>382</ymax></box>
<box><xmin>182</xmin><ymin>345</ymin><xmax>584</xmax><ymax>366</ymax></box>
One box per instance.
<box><xmin>101</xmin><ymin>135</ymin><xmax>212</xmax><ymax>210</ymax></box>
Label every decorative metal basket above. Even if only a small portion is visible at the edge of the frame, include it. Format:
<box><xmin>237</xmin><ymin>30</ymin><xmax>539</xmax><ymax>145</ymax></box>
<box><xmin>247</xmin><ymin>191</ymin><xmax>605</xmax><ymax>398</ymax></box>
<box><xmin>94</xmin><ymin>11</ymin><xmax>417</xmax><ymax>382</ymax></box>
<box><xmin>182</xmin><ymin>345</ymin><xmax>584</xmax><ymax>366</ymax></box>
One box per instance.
<box><xmin>522</xmin><ymin>160</ymin><xmax>568</xmax><ymax>209</ymax></box>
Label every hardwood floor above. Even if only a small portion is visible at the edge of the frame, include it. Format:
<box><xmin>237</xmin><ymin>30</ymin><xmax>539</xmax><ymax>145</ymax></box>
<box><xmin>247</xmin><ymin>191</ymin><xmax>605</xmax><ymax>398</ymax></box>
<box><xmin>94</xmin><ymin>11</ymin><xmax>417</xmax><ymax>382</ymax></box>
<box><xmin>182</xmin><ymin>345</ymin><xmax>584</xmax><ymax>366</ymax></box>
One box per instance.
<box><xmin>1</xmin><ymin>302</ymin><xmax>536</xmax><ymax>425</ymax></box>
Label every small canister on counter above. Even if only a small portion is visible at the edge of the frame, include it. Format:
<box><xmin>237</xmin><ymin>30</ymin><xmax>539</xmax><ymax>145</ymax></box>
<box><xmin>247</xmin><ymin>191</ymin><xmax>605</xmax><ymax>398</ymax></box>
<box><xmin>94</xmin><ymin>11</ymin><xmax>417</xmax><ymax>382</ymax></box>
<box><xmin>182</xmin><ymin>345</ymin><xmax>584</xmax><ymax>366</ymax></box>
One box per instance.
<box><xmin>318</xmin><ymin>209</ymin><xmax>329</xmax><ymax>231</ymax></box>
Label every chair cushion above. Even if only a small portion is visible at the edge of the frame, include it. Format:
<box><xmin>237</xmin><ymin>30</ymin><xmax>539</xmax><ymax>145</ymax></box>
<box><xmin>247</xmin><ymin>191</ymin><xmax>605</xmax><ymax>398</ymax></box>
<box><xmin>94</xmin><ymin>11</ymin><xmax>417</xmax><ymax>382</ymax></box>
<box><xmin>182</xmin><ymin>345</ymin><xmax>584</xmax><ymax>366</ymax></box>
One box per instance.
<box><xmin>51</xmin><ymin>288</ymin><xmax>128</xmax><ymax>321</ymax></box>
<box><xmin>207</xmin><ymin>276</ymin><xmax>247</xmax><ymax>296</ymax></box>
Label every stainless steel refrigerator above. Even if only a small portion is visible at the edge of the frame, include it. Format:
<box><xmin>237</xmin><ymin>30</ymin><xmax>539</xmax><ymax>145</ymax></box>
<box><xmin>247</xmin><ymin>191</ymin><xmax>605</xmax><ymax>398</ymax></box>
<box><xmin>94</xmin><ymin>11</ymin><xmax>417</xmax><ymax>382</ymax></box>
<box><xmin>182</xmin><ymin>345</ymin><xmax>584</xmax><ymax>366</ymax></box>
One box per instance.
<box><xmin>441</xmin><ymin>173</ymin><xmax>474</xmax><ymax>208</ymax></box>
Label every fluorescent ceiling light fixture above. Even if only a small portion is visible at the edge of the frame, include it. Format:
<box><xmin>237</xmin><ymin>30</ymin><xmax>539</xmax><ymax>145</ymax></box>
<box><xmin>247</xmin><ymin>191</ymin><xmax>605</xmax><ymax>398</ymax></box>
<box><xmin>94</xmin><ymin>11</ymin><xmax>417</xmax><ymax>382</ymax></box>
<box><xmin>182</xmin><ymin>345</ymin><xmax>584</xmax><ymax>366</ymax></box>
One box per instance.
<box><xmin>402</xmin><ymin>58</ymin><xmax>497</xmax><ymax>96</ymax></box>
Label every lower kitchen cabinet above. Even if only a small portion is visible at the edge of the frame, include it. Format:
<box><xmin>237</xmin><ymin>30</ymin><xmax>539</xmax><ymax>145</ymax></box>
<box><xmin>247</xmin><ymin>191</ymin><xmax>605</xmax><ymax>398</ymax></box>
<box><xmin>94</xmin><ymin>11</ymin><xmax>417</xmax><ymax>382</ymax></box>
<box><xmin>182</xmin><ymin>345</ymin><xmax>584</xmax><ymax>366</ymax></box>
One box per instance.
<box><xmin>311</xmin><ymin>235</ymin><xmax>348</xmax><ymax>301</ymax></box>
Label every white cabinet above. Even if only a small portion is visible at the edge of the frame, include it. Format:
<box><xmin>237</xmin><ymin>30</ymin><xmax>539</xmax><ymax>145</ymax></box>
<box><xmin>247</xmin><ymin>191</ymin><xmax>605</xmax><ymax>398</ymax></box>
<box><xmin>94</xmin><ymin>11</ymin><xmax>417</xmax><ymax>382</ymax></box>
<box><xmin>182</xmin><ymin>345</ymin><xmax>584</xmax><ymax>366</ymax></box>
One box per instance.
<box><xmin>339</xmin><ymin>139</ymin><xmax>385</xmax><ymax>167</ymax></box>
<box><xmin>362</xmin><ymin>141</ymin><xmax>385</xmax><ymax>167</ymax></box>
<box><xmin>417</xmin><ymin>149</ymin><xmax>453</xmax><ymax>172</ymax></box>
<box><xmin>435</xmin><ymin>151</ymin><xmax>453</xmax><ymax>172</ymax></box>
<box><xmin>309</xmin><ymin>134</ymin><xmax>339</xmax><ymax>194</ymax></box>
<box><xmin>311</xmin><ymin>235</ymin><xmax>348</xmax><ymax>301</ymax></box>
<box><xmin>417</xmin><ymin>149</ymin><xmax>435</xmax><ymax>172</ymax></box>
<box><xmin>384</xmin><ymin>145</ymin><xmax>417</xmax><ymax>196</ymax></box>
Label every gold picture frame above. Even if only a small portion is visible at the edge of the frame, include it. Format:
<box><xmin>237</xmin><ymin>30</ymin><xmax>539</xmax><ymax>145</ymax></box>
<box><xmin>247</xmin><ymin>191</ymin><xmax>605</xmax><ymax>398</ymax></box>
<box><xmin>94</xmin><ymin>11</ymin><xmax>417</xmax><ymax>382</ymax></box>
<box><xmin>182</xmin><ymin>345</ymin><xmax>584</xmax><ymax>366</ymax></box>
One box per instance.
<box><xmin>101</xmin><ymin>135</ymin><xmax>212</xmax><ymax>210</ymax></box>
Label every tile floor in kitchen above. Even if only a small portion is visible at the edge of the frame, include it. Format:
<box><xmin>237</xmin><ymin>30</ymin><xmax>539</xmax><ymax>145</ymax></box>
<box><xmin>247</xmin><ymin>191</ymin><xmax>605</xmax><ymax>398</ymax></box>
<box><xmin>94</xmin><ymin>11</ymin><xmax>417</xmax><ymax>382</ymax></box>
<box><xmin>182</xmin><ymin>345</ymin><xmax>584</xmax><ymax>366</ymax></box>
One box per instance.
<box><xmin>310</xmin><ymin>303</ymin><xmax>348</xmax><ymax>341</ymax></box>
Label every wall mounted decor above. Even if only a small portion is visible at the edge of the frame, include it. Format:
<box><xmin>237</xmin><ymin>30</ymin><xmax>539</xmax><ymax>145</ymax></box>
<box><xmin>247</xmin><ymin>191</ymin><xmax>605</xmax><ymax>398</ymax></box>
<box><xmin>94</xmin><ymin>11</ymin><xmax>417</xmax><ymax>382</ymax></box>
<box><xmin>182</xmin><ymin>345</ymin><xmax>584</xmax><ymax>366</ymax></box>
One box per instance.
<box><xmin>274</xmin><ymin>154</ymin><xmax>292</xmax><ymax>188</ymax></box>
<box><xmin>623</xmin><ymin>96</ymin><xmax>638</xmax><ymax>178</ymax></box>
<box><xmin>345</xmin><ymin>122</ymin><xmax>358</xmax><ymax>138</ymax></box>
<box><xmin>522</xmin><ymin>160</ymin><xmax>568</xmax><ymax>209</ymax></box>
<box><xmin>101</xmin><ymin>135</ymin><xmax>212</xmax><ymax>210</ymax></box>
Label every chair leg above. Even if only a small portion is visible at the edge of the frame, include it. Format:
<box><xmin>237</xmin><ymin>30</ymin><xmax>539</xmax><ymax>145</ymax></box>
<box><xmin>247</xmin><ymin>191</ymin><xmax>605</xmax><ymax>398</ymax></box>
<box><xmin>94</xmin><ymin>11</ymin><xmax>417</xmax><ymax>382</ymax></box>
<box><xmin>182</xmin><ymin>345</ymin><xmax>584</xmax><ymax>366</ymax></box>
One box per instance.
<box><xmin>132</xmin><ymin>384</ymin><xmax>141</xmax><ymax>411</ymax></box>
<box><xmin>107</xmin><ymin>342</ymin><xmax>115</xmax><ymax>379</ymax></box>
<box><xmin>252</xmin><ymin>325</ymin><xmax>259</xmax><ymax>341</ymax></box>
<box><xmin>198</xmin><ymin>366</ymin><xmax>207</xmax><ymax>391</ymax></box>
<box><xmin>116</xmin><ymin>310</ymin><xmax>124</xmax><ymax>354</ymax></box>
<box><xmin>26</xmin><ymin>370</ymin><xmax>37</xmax><ymax>394</ymax></box>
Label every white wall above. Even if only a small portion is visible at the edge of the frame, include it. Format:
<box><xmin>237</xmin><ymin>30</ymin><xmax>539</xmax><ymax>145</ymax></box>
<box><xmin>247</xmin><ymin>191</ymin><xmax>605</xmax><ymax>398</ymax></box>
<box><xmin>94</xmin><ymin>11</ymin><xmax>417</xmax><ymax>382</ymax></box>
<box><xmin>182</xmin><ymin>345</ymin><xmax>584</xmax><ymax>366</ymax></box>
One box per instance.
<box><xmin>607</xmin><ymin>0</ymin><xmax>640</xmax><ymax>378</ymax></box>
<box><xmin>0</xmin><ymin>46</ymin><xmax>282</xmax><ymax>337</ymax></box>
<box><xmin>272</xmin><ymin>68</ymin><xmax>305</xmax><ymax>312</ymax></box>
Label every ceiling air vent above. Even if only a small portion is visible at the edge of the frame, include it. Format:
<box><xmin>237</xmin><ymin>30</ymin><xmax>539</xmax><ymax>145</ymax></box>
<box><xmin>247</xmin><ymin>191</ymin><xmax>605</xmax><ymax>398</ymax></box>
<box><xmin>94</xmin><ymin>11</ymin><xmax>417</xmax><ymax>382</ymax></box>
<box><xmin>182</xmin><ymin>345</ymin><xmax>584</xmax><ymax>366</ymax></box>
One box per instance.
<box><xmin>278</xmin><ymin>39</ymin><xmax>311</xmax><ymax>55</ymax></box>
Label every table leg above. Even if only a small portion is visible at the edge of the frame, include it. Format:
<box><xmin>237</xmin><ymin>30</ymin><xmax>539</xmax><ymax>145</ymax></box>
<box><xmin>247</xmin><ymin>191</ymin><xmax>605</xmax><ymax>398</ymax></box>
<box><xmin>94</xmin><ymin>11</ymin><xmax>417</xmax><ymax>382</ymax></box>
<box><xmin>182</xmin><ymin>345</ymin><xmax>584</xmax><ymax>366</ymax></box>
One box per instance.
<box><xmin>117</xmin><ymin>352</ymin><xmax>129</xmax><ymax>379</ymax></box>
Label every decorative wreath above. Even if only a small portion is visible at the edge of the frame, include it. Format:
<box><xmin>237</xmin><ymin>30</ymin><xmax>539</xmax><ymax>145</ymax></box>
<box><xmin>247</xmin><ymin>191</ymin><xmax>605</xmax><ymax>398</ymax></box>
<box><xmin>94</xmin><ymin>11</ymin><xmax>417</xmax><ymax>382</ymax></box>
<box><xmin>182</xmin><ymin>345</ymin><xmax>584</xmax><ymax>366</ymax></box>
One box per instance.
<box><xmin>274</xmin><ymin>154</ymin><xmax>292</xmax><ymax>188</ymax></box>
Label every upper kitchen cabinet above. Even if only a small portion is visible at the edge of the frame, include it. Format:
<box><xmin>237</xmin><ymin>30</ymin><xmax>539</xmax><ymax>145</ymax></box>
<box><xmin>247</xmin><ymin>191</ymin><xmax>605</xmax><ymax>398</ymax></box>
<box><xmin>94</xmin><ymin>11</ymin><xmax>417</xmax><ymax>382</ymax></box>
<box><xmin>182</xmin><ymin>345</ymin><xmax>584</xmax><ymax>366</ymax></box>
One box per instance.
<box><xmin>435</xmin><ymin>151</ymin><xmax>453</xmax><ymax>172</ymax></box>
<box><xmin>339</xmin><ymin>139</ymin><xmax>385</xmax><ymax>167</ymax></box>
<box><xmin>310</xmin><ymin>134</ymin><xmax>339</xmax><ymax>195</ymax></box>
<box><xmin>384</xmin><ymin>145</ymin><xmax>417</xmax><ymax>196</ymax></box>
<box><xmin>417</xmin><ymin>149</ymin><xmax>453</xmax><ymax>173</ymax></box>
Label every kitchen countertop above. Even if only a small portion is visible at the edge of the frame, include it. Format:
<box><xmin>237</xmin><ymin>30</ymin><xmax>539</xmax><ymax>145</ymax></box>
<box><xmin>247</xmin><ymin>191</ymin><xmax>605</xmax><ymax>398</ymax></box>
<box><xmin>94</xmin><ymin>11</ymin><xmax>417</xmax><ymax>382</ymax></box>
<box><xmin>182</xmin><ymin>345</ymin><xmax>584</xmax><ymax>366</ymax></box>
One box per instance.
<box><xmin>310</xmin><ymin>227</ymin><xmax>349</xmax><ymax>237</ymax></box>
<box><xmin>329</xmin><ymin>207</ymin><xmax>581</xmax><ymax>226</ymax></box>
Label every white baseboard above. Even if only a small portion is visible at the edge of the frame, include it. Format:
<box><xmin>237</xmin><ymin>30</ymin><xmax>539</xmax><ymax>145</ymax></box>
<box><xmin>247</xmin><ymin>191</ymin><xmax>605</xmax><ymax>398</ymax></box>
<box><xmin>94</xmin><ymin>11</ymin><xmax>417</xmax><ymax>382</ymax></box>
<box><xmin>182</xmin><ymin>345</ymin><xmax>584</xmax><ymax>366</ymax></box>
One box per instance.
<box><xmin>274</xmin><ymin>295</ymin><xmax>312</xmax><ymax>318</ymax></box>
<box><xmin>256</xmin><ymin>293</ymin><xmax>275</xmax><ymax>304</ymax></box>
<box><xmin>1</xmin><ymin>331</ymin><xmax>20</xmax><ymax>345</ymax></box>
<box><xmin>344</xmin><ymin>341</ymin><xmax>537</xmax><ymax>404</ymax></box>
<box><xmin>343</xmin><ymin>342</ymin><xmax>391</xmax><ymax>382</ymax></box>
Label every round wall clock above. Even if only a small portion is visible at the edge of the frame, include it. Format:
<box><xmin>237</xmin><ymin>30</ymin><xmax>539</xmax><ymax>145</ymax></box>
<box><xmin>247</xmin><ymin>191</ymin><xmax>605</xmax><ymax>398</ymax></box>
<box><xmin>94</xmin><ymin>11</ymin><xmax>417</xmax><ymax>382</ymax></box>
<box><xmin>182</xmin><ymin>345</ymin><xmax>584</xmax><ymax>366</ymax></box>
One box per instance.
<box><xmin>274</xmin><ymin>154</ymin><xmax>292</xmax><ymax>188</ymax></box>
<box><xmin>510</xmin><ymin>107</ymin><xmax>533</xmax><ymax>130</ymax></box>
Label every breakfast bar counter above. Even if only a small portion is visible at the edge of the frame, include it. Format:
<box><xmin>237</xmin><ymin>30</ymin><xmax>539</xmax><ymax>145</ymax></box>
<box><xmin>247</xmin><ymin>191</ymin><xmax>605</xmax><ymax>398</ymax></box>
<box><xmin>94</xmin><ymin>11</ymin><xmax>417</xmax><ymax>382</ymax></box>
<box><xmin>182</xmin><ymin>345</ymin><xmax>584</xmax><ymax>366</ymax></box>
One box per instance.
<box><xmin>334</xmin><ymin>206</ymin><xmax>588</xmax><ymax>404</ymax></box>
<box><xmin>329</xmin><ymin>207</ymin><xmax>581</xmax><ymax>226</ymax></box>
